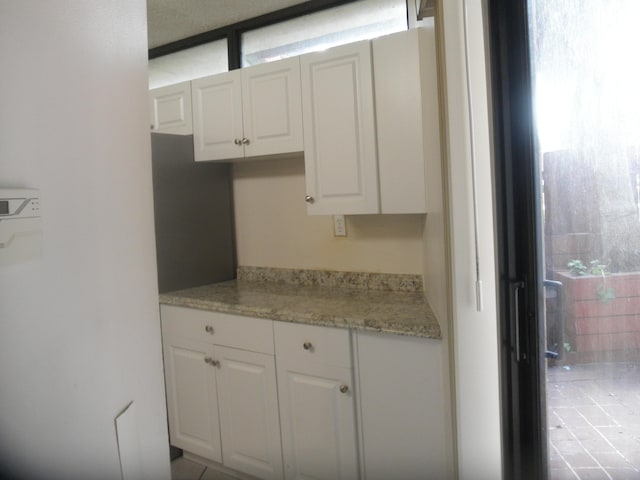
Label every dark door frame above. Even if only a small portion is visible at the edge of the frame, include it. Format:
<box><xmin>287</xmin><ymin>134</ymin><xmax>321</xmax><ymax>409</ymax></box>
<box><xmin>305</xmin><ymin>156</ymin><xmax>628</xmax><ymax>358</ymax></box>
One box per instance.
<box><xmin>487</xmin><ymin>1</ymin><xmax>547</xmax><ymax>479</ymax></box>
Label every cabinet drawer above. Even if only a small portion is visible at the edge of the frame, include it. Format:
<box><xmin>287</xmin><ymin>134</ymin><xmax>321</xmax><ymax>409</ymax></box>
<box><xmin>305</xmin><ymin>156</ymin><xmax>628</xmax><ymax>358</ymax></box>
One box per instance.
<box><xmin>160</xmin><ymin>305</ymin><xmax>274</xmax><ymax>354</ymax></box>
<box><xmin>274</xmin><ymin>322</ymin><xmax>352</xmax><ymax>368</ymax></box>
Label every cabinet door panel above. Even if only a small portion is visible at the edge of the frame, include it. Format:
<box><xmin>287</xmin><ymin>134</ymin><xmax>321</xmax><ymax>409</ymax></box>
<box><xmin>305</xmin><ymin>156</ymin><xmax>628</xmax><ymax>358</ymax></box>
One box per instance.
<box><xmin>192</xmin><ymin>71</ymin><xmax>244</xmax><ymax>161</ymax></box>
<box><xmin>278</xmin><ymin>363</ymin><xmax>359</xmax><ymax>480</ymax></box>
<box><xmin>216</xmin><ymin>346</ymin><xmax>283</xmax><ymax>480</ymax></box>
<box><xmin>163</xmin><ymin>338</ymin><xmax>222</xmax><ymax>462</ymax></box>
<box><xmin>301</xmin><ymin>41</ymin><xmax>379</xmax><ymax>215</ymax></box>
<box><xmin>149</xmin><ymin>82</ymin><xmax>192</xmax><ymax>135</ymax></box>
<box><xmin>242</xmin><ymin>57</ymin><xmax>303</xmax><ymax>157</ymax></box>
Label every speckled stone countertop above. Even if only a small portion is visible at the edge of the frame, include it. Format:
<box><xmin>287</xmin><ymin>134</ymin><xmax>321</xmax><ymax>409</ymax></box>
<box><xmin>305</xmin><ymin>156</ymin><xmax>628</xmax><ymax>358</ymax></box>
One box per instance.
<box><xmin>159</xmin><ymin>267</ymin><xmax>441</xmax><ymax>339</ymax></box>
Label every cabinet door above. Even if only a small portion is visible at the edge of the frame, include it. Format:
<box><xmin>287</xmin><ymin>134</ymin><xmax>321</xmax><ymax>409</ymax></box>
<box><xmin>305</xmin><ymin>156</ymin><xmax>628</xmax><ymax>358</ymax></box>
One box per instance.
<box><xmin>192</xmin><ymin>71</ymin><xmax>244</xmax><ymax>161</ymax></box>
<box><xmin>162</xmin><ymin>336</ymin><xmax>222</xmax><ymax>462</ymax></box>
<box><xmin>277</xmin><ymin>361</ymin><xmax>359</xmax><ymax>480</ymax></box>
<box><xmin>301</xmin><ymin>40</ymin><xmax>379</xmax><ymax>215</ymax></box>
<box><xmin>215</xmin><ymin>346</ymin><xmax>283</xmax><ymax>480</ymax></box>
<box><xmin>149</xmin><ymin>81</ymin><xmax>193</xmax><ymax>134</ymax></box>
<box><xmin>242</xmin><ymin>57</ymin><xmax>303</xmax><ymax>158</ymax></box>
<box><xmin>373</xmin><ymin>27</ymin><xmax>440</xmax><ymax>214</ymax></box>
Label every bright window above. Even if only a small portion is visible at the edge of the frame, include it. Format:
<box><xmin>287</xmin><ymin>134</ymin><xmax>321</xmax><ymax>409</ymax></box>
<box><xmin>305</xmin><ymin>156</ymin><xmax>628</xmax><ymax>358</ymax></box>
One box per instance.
<box><xmin>148</xmin><ymin>39</ymin><xmax>228</xmax><ymax>89</ymax></box>
<box><xmin>241</xmin><ymin>0</ymin><xmax>407</xmax><ymax>66</ymax></box>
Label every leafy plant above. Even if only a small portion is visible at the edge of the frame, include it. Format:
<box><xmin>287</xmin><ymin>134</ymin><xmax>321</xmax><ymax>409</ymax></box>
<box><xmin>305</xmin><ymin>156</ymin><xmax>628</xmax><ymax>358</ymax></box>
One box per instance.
<box><xmin>588</xmin><ymin>259</ymin><xmax>609</xmax><ymax>276</ymax></box>
<box><xmin>563</xmin><ymin>342</ymin><xmax>572</xmax><ymax>353</ymax></box>
<box><xmin>567</xmin><ymin>259</ymin><xmax>587</xmax><ymax>276</ymax></box>
<box><xmin>566</xmin><ymin>258</ymin><xmax>616</xmax><ymax>303</ymax></box>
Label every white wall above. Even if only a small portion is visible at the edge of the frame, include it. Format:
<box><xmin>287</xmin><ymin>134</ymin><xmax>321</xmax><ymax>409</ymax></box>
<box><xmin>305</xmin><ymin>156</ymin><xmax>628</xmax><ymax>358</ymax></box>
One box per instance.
<box><xmin>0</xmin><ymin>2</ymin><xmax>170</xmax><ymax>480</ymax></box>
<box><xmin>232</xmin><ymin>157</ymin><xmax>426</xmax><ymax>274</ymax></box>
<box><xmin>438</xmin><ymin>0</ymin><xmax>503</xmax><ymax>478</ymax></box>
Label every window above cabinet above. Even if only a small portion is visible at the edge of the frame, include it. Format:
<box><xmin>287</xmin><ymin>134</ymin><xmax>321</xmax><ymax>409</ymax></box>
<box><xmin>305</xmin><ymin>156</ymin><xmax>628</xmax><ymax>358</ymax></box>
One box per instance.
<box><xmin>241</xmin><ymin>0</ymin><xmax>407</xmax><ymax>67</ymax></box>
<box><xmin>149</xmin><ymin>39</ymin><xmax>228</xmax><ymax>90</ymax></box>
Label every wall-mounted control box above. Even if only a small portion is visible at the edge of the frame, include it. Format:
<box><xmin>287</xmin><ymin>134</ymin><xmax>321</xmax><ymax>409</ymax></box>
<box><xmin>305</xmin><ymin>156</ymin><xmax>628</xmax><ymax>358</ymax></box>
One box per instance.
<box><xmin>0</xmin><ymin>189</ymin><xmax>41</xmax><ymax>266</ymax></box>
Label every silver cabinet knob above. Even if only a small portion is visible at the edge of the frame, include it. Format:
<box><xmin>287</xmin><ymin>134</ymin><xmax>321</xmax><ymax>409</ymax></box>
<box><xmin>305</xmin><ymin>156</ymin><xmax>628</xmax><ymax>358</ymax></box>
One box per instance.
<box><xmin>305</xmin><ymin>195</ymin><xmax>314</xmax><ymax>204</ymax></box>
<box><xmin>205</xmin><ymin>325</ymin><xmax>214</xmax><ymax>334</ymax></box>
<box><xmin>303</xmin><ymin>342</ymin><xmax>313</xmax><ymax>351</ymax></box>
<box><xmin>204</xmin><ymin>357</ymin><xmax>220</xmax><ymax>367</ymax></box>
<box><xmin>234</xmin><ymin>138</ymin><xmax>242</xmax><ymax>145</ymax></box>
<box><xmin>241</xmin><ymin>137</ymin><xmax>250</xmax><ymax>145</ymax></box>
<box><xmin>339</xmin><ymin>384</ymin><xmax>349</xmax><ymax>394</ymax></box>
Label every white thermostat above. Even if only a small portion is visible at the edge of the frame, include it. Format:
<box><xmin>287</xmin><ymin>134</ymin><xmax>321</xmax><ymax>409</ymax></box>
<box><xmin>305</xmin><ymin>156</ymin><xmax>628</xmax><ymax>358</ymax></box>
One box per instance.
<box><xmin>0</xmin><ymin>188</ymin><xmax>41</xmax><ymax>266</ymax></box>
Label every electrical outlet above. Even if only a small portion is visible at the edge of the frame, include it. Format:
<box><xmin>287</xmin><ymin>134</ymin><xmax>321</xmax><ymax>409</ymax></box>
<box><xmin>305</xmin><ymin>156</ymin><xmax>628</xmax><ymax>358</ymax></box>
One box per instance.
<box><xmin>333</xmin><ymin>215</ymin><xmax>347</xmax><ymax>237</ymax></box>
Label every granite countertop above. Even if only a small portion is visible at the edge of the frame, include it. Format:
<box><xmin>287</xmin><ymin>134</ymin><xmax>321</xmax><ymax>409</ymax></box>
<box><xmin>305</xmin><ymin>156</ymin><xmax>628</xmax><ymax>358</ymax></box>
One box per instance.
<box><xmin>159</xmin><ymin>267</ymin><xmax>441</xmax><ymax>339</ymax></box>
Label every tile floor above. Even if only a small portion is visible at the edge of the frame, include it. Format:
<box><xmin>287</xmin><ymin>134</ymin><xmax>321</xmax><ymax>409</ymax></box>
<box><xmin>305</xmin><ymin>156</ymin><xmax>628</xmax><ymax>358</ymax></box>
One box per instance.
<box><xmin>171</xmin><ymin>457</ymin><xmax>243</xmax><ymax>480</ymax></box>
<box><xmin>547</xmin><ymin>362</ymin><xmax>640</xmax><ymax>480</ymax></box>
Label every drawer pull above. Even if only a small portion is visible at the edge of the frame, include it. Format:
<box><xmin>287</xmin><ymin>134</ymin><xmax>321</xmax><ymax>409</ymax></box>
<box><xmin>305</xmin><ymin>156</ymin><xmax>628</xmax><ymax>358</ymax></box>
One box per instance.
<box><xmin>339</xmin><ymin>384</ymin><xmax>349</xmax><ymax>394</ymax></box>
<box><xmin>303</xmin><ymin>342</ymin><xmax>313</xmax><ymax>351</ymax></box>
<box><xmin>204</xmin><ymin>325</ymin><xmax>214</xmax><ymax>334</ymax></box>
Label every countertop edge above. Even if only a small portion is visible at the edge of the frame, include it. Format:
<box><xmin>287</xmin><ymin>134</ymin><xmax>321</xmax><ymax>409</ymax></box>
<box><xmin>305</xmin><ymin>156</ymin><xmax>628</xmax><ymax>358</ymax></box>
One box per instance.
<box><xmin>159</xmin><ymin>286</ymin><xmax>442</xmax><ymax>340</ymax></box>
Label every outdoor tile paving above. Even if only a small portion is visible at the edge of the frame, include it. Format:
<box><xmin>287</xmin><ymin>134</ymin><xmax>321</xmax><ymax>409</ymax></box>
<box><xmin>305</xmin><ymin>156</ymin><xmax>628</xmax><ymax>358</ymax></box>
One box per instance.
<box><xmin>547</xmin><ymin>362</ymin><xmax>640</xmax><ymax>479</ymax></box>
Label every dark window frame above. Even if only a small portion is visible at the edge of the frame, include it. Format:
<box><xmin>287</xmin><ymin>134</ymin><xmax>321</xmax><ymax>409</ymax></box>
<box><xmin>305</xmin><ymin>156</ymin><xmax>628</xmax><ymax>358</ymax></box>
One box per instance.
<box><xmin>148</xmin><ymin>0</ymin><xmax>362</xmax><ymax>70</ymax></box>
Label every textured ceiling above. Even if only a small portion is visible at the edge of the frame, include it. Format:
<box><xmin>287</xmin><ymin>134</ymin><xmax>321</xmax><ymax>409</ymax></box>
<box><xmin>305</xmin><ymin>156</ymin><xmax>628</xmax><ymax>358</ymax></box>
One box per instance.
<box><xmin>147</xmin><ymin>0</ymin><xmax>310</xmax><ymax>48</ymax></box>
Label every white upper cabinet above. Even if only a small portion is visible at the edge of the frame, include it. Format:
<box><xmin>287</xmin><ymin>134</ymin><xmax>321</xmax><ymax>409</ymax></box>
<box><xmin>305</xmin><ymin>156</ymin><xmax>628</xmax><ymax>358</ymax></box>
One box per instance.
<box><xmin>241</xmin><ymin>58</ymin><xmax>304</xmax><ymax>158</ymax></box>
<box><xmin>192</xmin><ymin>70</ymin><xmax>244</xmax><ymax>161</ymax></box>
<box><xmin>149</xmin><ymin>81</ymin><xmax>193</xmax><ymax>135</ymax></box>
<box><xmin>192</xmin><ymin>57</ymin><xmax>303</xmax><ymax>162</ymax></box>
<box><xmin>373</xmin><ymin>27</ymin><xmax>440</xmax><ymax>214</ymax></box>
<box><xmin>301</xmin><ymin>40</ymin><xmax>379</xmax><ymax>215</ymax></box>
<box><xmin>301</xmin><ymin>28</ymin><xmax>441</xmax><ymax>215</ymax></box>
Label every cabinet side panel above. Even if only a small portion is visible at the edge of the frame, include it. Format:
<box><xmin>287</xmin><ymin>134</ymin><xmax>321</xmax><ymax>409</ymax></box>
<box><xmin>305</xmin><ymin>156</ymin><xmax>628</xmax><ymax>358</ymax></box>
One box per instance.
<box><xmin>356</xmin><ymin>331</ymin><xmax>452</xmax><ymax>479</ymax></box>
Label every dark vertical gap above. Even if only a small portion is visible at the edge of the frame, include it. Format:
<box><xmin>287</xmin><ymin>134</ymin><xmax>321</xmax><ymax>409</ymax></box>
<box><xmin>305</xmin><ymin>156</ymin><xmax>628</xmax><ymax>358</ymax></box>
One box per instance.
<box><xmin>227</xmin><ymin>30</ymin><xmax>241</xmax><ymax>70</ymax></box>
<box><xmin>488</xmin><ymin>0</ymin><xmax>547</xmax><ymax>479</ymax></box>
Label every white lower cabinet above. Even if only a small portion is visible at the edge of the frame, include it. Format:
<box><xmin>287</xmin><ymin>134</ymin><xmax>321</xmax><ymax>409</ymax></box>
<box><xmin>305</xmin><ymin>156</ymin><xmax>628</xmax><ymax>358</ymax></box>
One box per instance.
<box><xmin>216</xmin><ymin>346</ymin><xmax>284</xmax><ymax>479</ymax></box>
<box><xmin>161</xmin><ymin>306</ymin><xmax>452</xmax><ymax>480</ymax></box>
<box><xmin>161</xmin><ymin>305</ymin><xmax>283</xmax><ymax>480</ymax></box>
<box><xmin>163</xmin><ymin>336</ymin><xmax>222</xmax><ymax>461</ymax></box>
<box><xmin>274</xmin><ymin>322</ymin><xmax>359</xmax><ymax>480</ymax></box>
<box><xmin>355</xmin><ymin>331</ymin><xmax>452</xmax><ymax>480</ymax></box>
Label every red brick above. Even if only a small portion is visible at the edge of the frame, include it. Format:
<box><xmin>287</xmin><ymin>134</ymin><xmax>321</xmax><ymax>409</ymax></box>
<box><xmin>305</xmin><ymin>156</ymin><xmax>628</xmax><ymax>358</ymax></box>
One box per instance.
<box><xmin>574</xmin><ymin>315</ymin><xmax>639</xmax><ymax>335</ymax></box>
<box><xmin>575</xmin><ymin>332</ymin><xmax>640</xmax><ymax>352</ymax></box>
<box><xmin>573</xmin><ymin>297</ymin><xmax>640</xmax><ymax>318</ymax></box>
